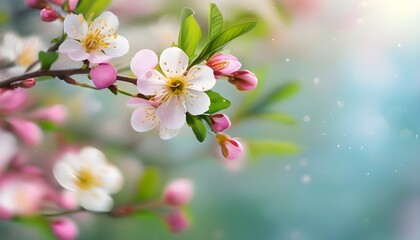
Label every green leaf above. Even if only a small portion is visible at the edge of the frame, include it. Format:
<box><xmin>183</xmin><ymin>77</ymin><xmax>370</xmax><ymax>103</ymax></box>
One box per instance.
<box><xmin>252</xmin><ymin>112</ymin><xmax>296</xmax><ymax>125</ymax></box>
<box><xmin>14</xmin><ymin>216</ymin><xmax>55</xmax><ymax>240</ymax></box>
<box><xmin>178</xmin><ymin>8</ymin><xmax>202</xmax><ymax>59</ymax></box>
<box><xmin>186</xmin><ymin>113</ymin><xmax>207</xmax><ymax>142</ymax></box>
<box><xmin>205</xmin><ymin>90</ymin><xmax>231</xmax><ymax>114</ymax></box>
<box><xmin>191</xmin><ymin>21</ymin><xmax>257</xmax><ymax>66</ymax></box>
<box><xmin>208</xmin><ymin>3</ymin><xmax>224</xmax><ymax>40</ymax></box>
<box><xmin>247</xmin><ymin>140</ymin><xmax>300</xmax><ymax>159</ymax></box>
<box><xmin>135</xmin><ymin>167</ymin><xmax>161</xmax><ymax>201</ymax></box>
<box><xmin>0</xmin><ymin>11</ymin><xmax>9</xmax><ymax>26</ymax></box>
<box><xmin>38</xmin><ymin>121</ymin><xmax>58</xmax><ymax>131</ymax></box>
<box><xmin>75</xmin><ymin>0</ymin><xmax>112</xmax><ymax>19</ymax></box>
<box><xmin>250</xmin><ymin>81</ymin><xmax>299</xmax><ymax>113</ymax></box>
<box><xmin>38</xmin><ymin>51</ymin><xmax>59</xmax><ymax>70</ymax></box>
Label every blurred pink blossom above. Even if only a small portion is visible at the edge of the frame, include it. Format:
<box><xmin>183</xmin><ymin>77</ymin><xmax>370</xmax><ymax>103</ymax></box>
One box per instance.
<box><xmin>165</xmin><ymin>210</ymin><xmax>190</xmax><ymax>233</ymax></box>
<box><xmin>51</xmin><ymin>218</ymin><xmax>79</xmax><ymax>240</ymax></box>
<box><xmin>31</xmin><ymin>104</ymin><xmax>68</xmax><ymax>125</ymax></box>
<box><xmin>163</xmin><ymin>178</ymin><xmax>194</xmax><ymax>207</ymax></box>
<box><xmin>216</xmin><ymin>133</ymin><xmax>244</xmax><ymax>160</ymax></box>
<box><xmin>7</xmin><ymin>118</ymin><xmax>42</xmax><ymax>146</ymax></box>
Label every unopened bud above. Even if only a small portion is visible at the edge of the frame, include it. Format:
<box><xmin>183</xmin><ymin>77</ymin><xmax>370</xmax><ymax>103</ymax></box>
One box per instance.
<box><xmin>51</xmin><ymin>218</ymin><xmax>79</xmax><ymax>240</ymax></box>
<box><xmin>40</xmin><ymin>7</ymin><xmax>59</xmax><ymax>22</ymax></box>
<box><xmin>216</xmin><ymin>133</ymin><xmax>244</xmax><ymax>160</ymax></box>
<box><xmin>163</xmin><ymin>179</ymin><xmax>194</xmax><ymax>207</ymax></box>
<box><xmin>90</xmin><ymin>63</ymin><xmax>117</xmax><ymax>89</ymax></box>
<box><xmin>228</xmin><ymin>70</ymin><xmax>258</xmax><ymax>91</ymax></box>
<box><xmin>19</xmin><ymin>78</ymin><xmax>36</xmax><ymax>88</ymax></box>
<box><xmin>165</xmin><ymin>210</ymin><xmax>190</xmax><ymax>233</ymax></box>
<box><xmin>25</xmin><ymin>0</ymin><xmax>47</xmax><ymax>9</ymax></box>
<box><xmin>207</xmin><ymin>53</ymin><xmax>241</xmax><ymax>76</ymax></box>
<box><xmin>210</xmin><ymin>113</ymin><xmax>231</xmax><ymax>132</ymax></box>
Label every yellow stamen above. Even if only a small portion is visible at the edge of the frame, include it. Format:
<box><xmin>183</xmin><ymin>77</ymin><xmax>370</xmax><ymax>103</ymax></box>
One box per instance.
<box><xmin>75</xmin><ymin>169</ymin><xmax>100</xmax><ymax>190</ymax></box>
<box><xmin>167</xmin><ymin>77</ymin><xmax>187</xmax><ymax>96</ymax></box>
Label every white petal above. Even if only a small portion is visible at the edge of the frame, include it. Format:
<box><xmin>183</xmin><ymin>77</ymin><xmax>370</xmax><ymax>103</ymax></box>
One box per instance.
<box><xmin>63</xmin><ymin>14</ymin><xmax>88</xmax><ymax>39</ymax></box>
<box><xmin>184</xmin><ymin>89</ymin><xmax>211</xmax><ymax>115</ymax></box>
<box><xmin>98</xmin><ymin>165</ymin><xmax>123</xmax><ymax>194</ymax></box>
<box><xmin>159</xmin><ymin>47</ymin><xmax>188</xmax><ymax>78</ymax></box>
<box><xmin>127</xmin><ymin>98</ymin><xmax>153</xmax><ymax>108</ymax></box>
<box><xmin>137</xmin><ymin>70</ymin><xmax>167</xmax><ymax>96</ymax></box>
<box><xmin>58</xmin><ymin>39</ymin><xmax>89</xmax><ymax>61</ymax></box>
<box><xmin>130</xmin><ymin>49</ymin><xmax>158</xmax><ymax>77</ymax></box>
<box><xmin>91</xmin><ymin>11</ymin><xmax>119</xmax><ymax>34</ymax></box>
<box><xmin>156</xmin><ymin>97</ymin><xmax>186</xmax><ymax>129</ymax></box>
<box><xmin>88</xmin><ymin>51</ymin><xmax>112</xmax><ymax>64</ymax></box>
<box><xmin>158</xmin><ymin>125</ymin><xmax>180</xmax><ymax>140</ymax></box>
<box><xmin>79</xmin><ymin>147</ymin><xmax>107</xmax><ymax>167</ymax></box>
<box><xmin>53</xmin><ymin>160</ymin><xmax>78</xmax><ymax>191</ymax></box>
<box><xmin>77</xmin><ymin>188</ymin><xmax>113</xmax><ymax>212</ymax></box>
<box><xmin>103</xmin><ymin>35</ymin><xmax>129</xmax><ymax>57</ymax></box>
<box><xmin>186</xmin><ymin>65</ymin><xmax>216</xmax><ymax>91</ymax></box>
<box><xmin>130</xmin><ymin>106</ymin><xmax>159</xmax><ymax>132</ymax></box>
<box><xmin>0</xmin><ymin>131</ymin><xmax>17</xmax><ymax>173</ymax></box>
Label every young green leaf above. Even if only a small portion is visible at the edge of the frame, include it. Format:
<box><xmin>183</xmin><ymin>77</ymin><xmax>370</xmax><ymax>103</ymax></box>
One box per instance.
<box><xmin>191</xmin><ymin>21</ymin><xmax>257</xmax><ymax>66</ymax></box>
<box><xmin>247</xmin><ymin>139</ymin><xmax>300</xmax><ymax>159</ymax></box>
<box><xmin>0</xmin><ymin>11</ymin><xmax>9</xmax><ymax>27</ymax></box>
<box><xmin>178</xmin><ymin>8</ymin><xmax>202</xmax><ymax>59</ymax></box>
<box><xmin>38</xmin><ymin>51</ymin><xmax>59</xmax><ymax>70</ymax></box>
<box><xmin>135</xmin><ymin>167</ymin><xmax>161</xmax><ymax>201</ymax></box>
<box><xmin>75</xmin><ymin>0</ymin><xmax>112</xmax><ymax>19</ymax></box>
<box><xmin>186</xmin><ymin>113</ymin><xmax>207</xmax><ymax>142</ymax></box>
<box><xmin>209</xmin><ymin>3</ymin><xmax>223</xmax><ymax>40</ymax></box>
<box><xmin>250</xmin><ymin>81</ymin><xmax>299</xmax><ymax>113</ymax></box>
<box><xmin>205</xmin><ymin>90</ymin><xmax>231</xmax><ymax>114</ymax></box>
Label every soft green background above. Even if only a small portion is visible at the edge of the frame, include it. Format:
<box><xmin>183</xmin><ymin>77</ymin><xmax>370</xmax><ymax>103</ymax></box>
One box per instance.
<box><xmin>1</xmin><ymin>0</ymin><xmax>420</xmax><ymax>239</ymax></box>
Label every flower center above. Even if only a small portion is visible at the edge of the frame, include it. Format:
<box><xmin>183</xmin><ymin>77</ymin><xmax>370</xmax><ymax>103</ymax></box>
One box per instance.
<box><xmin>167</xmin><ymin>77</ymin><xmax>186</xmax><ymax>96</ymax></box>
<box><xmin>81</xmin><ymin>30</ymin><xmax>107</xmax><ymax>53</ymax></box>
<box><xmin>76</xmin><ymin>169</ymin><xmax>99</xmax><ymax>190</ymax></box>
<box><xmin>17</xmin><ymin>49</ymin><xmax>36</xmax><ymax>67</ymax></box>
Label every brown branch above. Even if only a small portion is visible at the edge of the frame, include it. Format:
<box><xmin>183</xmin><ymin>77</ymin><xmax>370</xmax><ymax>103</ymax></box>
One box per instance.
<box><xmin>116</xmin><ymin>75</ymin><xmax>137</xmax><ymax>85</ymax></box>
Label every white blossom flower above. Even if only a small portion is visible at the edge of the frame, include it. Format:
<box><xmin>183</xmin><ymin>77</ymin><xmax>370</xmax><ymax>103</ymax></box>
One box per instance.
<box><xmin>127</xmin><ymin>98</ymin><xmax>180</xmax><ymax>140</ymax></box>
<box><xmin>53</xmin><ymin>147</ymin><xmax>123</xmax><ymax>212</ymax></box>
<box><xmin>0</xmin><ymin>32</ymin><xmax>42</xmax><ymax>80</ymax></box>
<box><xmin>58</xmin><ymin>11</ymin><xmax>129</xmax><ymax>63</ymax></box>
<box><xmin>135</xmin><ymin>47</ymin><xmax>216</xmax><ymax>129</ymax></box>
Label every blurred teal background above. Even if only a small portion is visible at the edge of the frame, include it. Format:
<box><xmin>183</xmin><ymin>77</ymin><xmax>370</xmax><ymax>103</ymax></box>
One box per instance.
<box><xmin>1</xmin><ymin>0</ymin><xmax>420</xmax><ymax>239</ymax></box>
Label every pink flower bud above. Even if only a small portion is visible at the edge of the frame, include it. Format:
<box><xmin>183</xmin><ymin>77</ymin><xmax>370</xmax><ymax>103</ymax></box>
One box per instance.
<box><xmin>25</xmin><ymin>0</ymin><xmax>47</xmax><ymax>9</ymax></box>
<box><xmin>68</xmin><ymin>0</ymin><xmax>79</xmax><ymax>11</ymax></box>
<box><xmin>163</xmin><ymin>179</ymin><xmax>194</xmax><ymax>207</ymax></box>
<box><xmin>31</xmin><ymin>104</ymin><xmax>68</xmax><ymax>125</ymax></box>
<box><xmin>210</xmin><ymin>113</ymin><xmax>231</xmax><ymax>132</ymax></box>
<box><xmin>19</xmin><ymin>78</ymin><xmax>37</xmax><ymax>88</ymax></box>
<box><xmin>0</xmin><ymin>89</ymin><xmax>28</xmax><ymax>113</ymax></box>
<box><xmin>207</xmin><ymin>53</ymin><xmax>241</xmax><ymax>76</ymax></box>
<box><xmin>7</xmin><ymin>118</ymin><xmax>42</xmax><ymax>146</ymax></box>
<box><xmin>228</xmin><ymin>70</ymin><xmax>258</xmax><ymax>91</ymax></box>
<box><xmin>216</xmin><ymin>133</ymin><xmax>244</xmax><ymax>160</ymax></box>
<box><xmin>165</xmin><ymin>210</ymin><xmax>190</xmax><ymax>233</ymax></box>
<box><xmin>90</xmin><ymin>63</ymin><xmax>117</xmax><ymax>89</ymax></box>
<box><xmin>51</xmin><ymin>218</ymin><xmax>79</xmax><ymax>240</ymax></box>
<box><xmin>49</xmin><ymin>0</ymin><xmax>65</xmax><ymax>5</ymax></box>
<box><xmin>40</xmin><ymin>7</ymin><xmax>59</xmax><ymax>22</ymax></box>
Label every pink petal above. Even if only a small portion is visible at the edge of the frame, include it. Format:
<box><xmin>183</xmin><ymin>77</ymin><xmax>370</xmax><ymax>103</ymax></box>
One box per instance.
<box><xmin>130</xmin><ymin>49</ymin><xmax>158</xmax><ymax>77</ymax></box>
<box><xmin>130</xmin><ymin>106</ymin><xmax>159</xmax><ymax>132</ymax></box>
<box><xmin>7</xmin><ymin>118</ymin><xmax>42</xmax><ymax>146</ymax></box>
<box><xmin>0</xmin><ymin>89</ymin><xmax>28</xmax><ymax>113</ymax></box>
<box><xmin>137</xmin><ymin>70</ymin><xmax>167</xmax><ymax>96</ymax></box>
<box><xmin>156</xmin><ymin>97</ymin><xmax>186</xmax><ymax>129</ymax></box>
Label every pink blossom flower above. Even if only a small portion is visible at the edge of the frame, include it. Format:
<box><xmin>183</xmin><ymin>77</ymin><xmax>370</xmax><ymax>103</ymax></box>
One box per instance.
<box><xmin>90</xmin><ymin>63</ymin><xmax>117</xmax><ymax>89</ymax></box>
<box><xmin>40</xmin><ymin>7</ymin><xmax>59</xmax><ymax>22</ymax></box>
<box><xmin>7</xmin><ymin>118</ymin><xmax>42</xmax><ymax>146</ymax></box>
<box><xmin>51</xmin><ymin>218</ymin><xmax>79</xmax><ymax>240</ymax></box>
<box><xmin>215</xmin><ymin>133</ymin><xmax>244</xmax><ymax>160</ymax></box>
<box><xmin>30</xmin><ymin>104</ymin><xmax>68</xmax><ymax>125</ymax></box>
<box><xmin>163</xmin><ymin>178</ymin><xmax>194</xmax><ymax>207</ymax></box>
<box><xmin>58</xmin><ymin>11</ymin><xmax>129</xmax><ymax>63</ymax></box>
<box><xmin>210</xmin><ymin>113</ymin><xmax>231</xmax><ymax>132</ymax></box>
<box><xmin>127</xmin><ymin>98</ymin><xmax>180</xmax><ymax>140</ymax></box>
<box><xmin>165</xmin><ymin>210</ymin><xmax>190</xmax><ymax>233</ymax></box>
<box><xmin>228</xmin><ymin>70</ymin><xmax>258</xmax><ymax>91</ymax></box>
<box><xmin>135</xmin><ymin>47</ymin><xmax>216</xmax><ymax>129</ymax></box>
<box><xmin>207</xmin><ymin>53</ymin><xmax>241</xmax><ymax>76</ymax></box>
<box><xmin>0</xmin><ymin>89</ymin><xmax>28</xmax><ymax>113</ymax></box>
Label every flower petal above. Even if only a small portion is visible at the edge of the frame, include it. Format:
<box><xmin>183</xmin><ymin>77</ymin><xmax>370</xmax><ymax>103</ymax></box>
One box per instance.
<box><xmin>88</xmin><ymin>51</ymin><xmax>112</xmax><ymax>64</ymax></box>
<box><xmin>156</xmin><ymin>97</ymin><xmax>186</xmax><ymax>129</ymax></box>
<box><xmin>185</xmin><ymin>65</ymin><xmax>216</xmax><ymax>91</ymax></box>
<box><xmin>103</xmin><ymin>35</ymin><xmax>129</xmax><ymax>57</ymax></box>
<box><xmin>130</xmin><ymin>106</ymin><xmax>158</xmax><ymax>132</ymax></box>
<box><xmin>7</xmin><ymin>118</ymin><xmax>42</xmax><ymax>146</ymax></box>
<box><xmin>53</xmin><ymin>158</ymin><xmax>78</xmax><ymax>191</ymax></box>
<box><xmin>183</xmin><ymin>90</ymin><xmax>211</xmax><ymax>115</ymax></box>
<box><xmin>130</xmin><ymin>49</ymin><xmax>158</xmax><ymax>77</ymax></box>
<box><xmin>137</xmin><ymin>70</ymin><xmax>167</xmax><ymax>96</ymax></box>
<box><xmin>63</xmin><ymin>14</ymin><xmax>88</xmax><ymax>39</ymax></box>
<box><xmin>158</xmin><ymin>125</ymin><xmax>180</xmax><ymax>140</ymax></box>
<box><xmin>77</xmin><ymin>188</ymin><xmax>113</xmax><ymax>212</ymax></box>
<box><xmin>58</xmin><ymin>39</ymin><xmax>89</xmax><ymax>61</ymax></box>
<box><xmin>0</xmin><ymin>131</ymin><xmax>17</xmax><ymax>174</ymax></box>
<box><xmin>159</xmin><ymin>47</ymin><xmax>188</xmax><ymax>78</ymax></box>
<box><xmin>127</xmin><ymin>98</ymin><xmax>154</xmax><ymax>108</ymax></box>
<box><xmin>97</xmin><ymin>165</ymin><xmax>123</xmax><ymax>194</ymax></box>
<box><xmin>78</xmin><ymin>147</ymin><xmax>106</xmax><ymax>167</ymax></box>
<box><xmin>91</xmin><ymin>11</ymin><xmax>119</xmax><ymax>34</ymax></box>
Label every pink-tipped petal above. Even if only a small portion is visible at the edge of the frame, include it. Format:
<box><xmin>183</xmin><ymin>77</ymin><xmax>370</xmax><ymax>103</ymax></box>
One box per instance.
<box><xmin>90</xmin><ymin>63</ymin><xmax>117</xmax><ymax>89</ymax></box>
<box><xmin>130</xmin><ymin>49</ymin><xmax>158</xmax><ymax>77</ymax></box>
<box><xmin>7</xmin><ymin>118</ymin><xmax>42</xmax><ymax>146</ymax></box>
<box><xmin>207</xmin><ymin>53</ymin><xmax>242</xmax><ymax>75</ymax></box>
<box><xmin>163</xmin><ymin>178</ymin><xmax>194</xmax><ymax>207</ymax></box>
